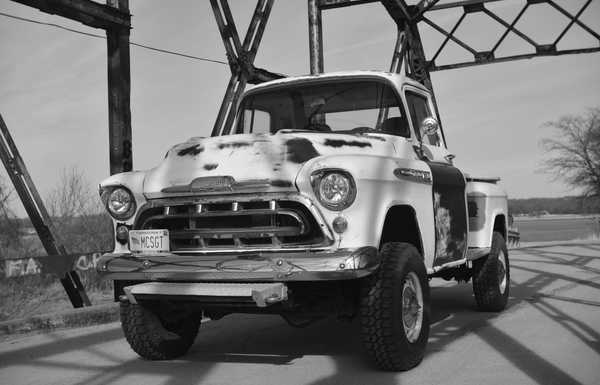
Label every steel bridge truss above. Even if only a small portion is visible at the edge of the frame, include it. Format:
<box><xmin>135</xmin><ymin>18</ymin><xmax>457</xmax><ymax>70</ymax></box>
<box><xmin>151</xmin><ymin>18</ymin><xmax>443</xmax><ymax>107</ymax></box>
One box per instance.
<box><xmin>210</xmin><ymin>0</ymin><xmax>283</xmax><ymax>137</ymax></box>
<box><xmin>211</xmin><ymin>0</ymin><xmax>600</xmax><ymax>135</ymax></box>
<box><xmin>421</xmin><ymin>0</ymin><xmax>600</xmax><ymax>71</ymax></box>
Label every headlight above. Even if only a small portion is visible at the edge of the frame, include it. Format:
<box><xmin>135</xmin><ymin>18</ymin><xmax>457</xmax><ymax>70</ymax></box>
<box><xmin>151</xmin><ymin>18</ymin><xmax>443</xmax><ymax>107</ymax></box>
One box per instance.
<box><xmin>312</xmin><ymin>170</ymin><xmax>356</xmax><ymax>211</ymax></box>
<box><xmin>105</xmin><ymin>187</ymin><xmax>136</xmax><ymax>220</ymax></box>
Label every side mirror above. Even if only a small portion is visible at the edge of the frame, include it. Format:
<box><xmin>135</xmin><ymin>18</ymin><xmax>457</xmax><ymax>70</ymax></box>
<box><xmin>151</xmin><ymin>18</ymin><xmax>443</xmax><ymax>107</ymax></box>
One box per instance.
<box><xmin>420</xmin><ymin>117</ymin><xmax>439</xmax><ymax>136</ymax></box>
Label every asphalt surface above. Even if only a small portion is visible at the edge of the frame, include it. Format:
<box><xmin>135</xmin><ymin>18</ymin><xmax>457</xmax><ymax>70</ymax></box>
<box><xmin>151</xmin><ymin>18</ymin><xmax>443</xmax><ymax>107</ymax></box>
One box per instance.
<box><xmin>1</xmin><ymin>242</ymin><xmax>599</xmax><ymax>385</ymax></box>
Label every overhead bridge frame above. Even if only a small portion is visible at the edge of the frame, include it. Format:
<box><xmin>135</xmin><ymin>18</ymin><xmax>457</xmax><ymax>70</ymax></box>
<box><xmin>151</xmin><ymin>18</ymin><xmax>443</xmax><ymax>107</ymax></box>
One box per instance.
<box><xmin>211</xmin><ymin>0</ymin><xmax>600</xmax><ymax>135</ymax></box>
<box><xmin>421</xmin><ymin>0</ymin><xmax>600</xmax><ymax>71</ymax></box>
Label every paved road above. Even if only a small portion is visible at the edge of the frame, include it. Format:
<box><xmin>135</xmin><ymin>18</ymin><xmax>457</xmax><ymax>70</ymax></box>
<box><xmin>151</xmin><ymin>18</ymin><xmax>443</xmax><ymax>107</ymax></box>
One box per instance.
<box><xmin>1</xmin><ymin>243</ymin><xmax>599</xmax><ymax>385</ymax></box>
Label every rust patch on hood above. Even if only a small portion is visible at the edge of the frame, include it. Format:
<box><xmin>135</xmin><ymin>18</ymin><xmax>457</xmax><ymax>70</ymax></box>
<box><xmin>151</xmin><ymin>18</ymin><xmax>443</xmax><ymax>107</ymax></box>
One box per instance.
<box><xmin>217</xmin><ymin>141</ymin><xmax>252</xmax><ymax>150</ymax></box>
<box><xmin>177</xmin><ymin>144</ymin><xmax>204</xmax><ymax>156</ymax></box>
<box><xmin>285</xmin><ymin>138</ymin><xmax>320</xmax><ymax>164</ymax></box>
<box><xmin>203</xmin><ymin>163</ymin><xmax>218</xmax><ymax>170</ymax></box>
<box><xmin>323</xmin><ymin>139</ymin><xmax>372</xmax><ymax>148</ymax></box>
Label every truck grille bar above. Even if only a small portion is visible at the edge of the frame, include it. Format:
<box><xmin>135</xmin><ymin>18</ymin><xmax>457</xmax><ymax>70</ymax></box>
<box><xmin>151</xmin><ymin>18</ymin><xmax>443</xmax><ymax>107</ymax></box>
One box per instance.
<box><xmin>136</xmin><ymin>199</ymin><xmax>326</xmax><ymax>251</ymax></box>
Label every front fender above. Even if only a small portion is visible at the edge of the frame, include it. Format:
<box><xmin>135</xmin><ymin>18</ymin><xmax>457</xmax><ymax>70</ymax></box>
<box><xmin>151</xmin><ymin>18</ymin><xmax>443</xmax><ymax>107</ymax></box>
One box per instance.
<box><xmin>295</xmin><ymin>154</ymin><xmax>435</xmax><ymax>265</ymax></box>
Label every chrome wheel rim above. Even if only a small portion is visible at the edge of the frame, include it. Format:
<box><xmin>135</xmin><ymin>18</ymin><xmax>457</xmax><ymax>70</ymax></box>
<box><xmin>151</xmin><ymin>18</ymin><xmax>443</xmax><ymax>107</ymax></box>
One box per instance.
<box><xmin>402</xmin><ymin>272</ymin><xmax>423</xmax><ymax>343</ymax></box>
<box><xmin>498</xmin><ymin>250</ymin><xmax>507</xmax><ymax>294</ymax></box>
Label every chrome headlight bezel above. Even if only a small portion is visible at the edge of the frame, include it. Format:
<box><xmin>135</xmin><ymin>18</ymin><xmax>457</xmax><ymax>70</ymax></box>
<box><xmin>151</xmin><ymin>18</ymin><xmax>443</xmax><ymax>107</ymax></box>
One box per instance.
<box><xmin>311</xmin><ymin>169</ymin><xmax>357</xmax><ymax>211</ymax></box>
<box><xmin>100</xmin><ymin>185</ymin><xmax>136</xmax><ymax>220</ymax></box>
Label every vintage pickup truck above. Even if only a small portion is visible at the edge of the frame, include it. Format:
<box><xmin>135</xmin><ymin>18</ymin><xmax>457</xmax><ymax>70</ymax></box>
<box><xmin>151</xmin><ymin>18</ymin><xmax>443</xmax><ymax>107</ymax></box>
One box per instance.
<box><xmin>97</xmin><ymin>71</ymin><xmax>509</xmax><ymax>371</ymax></box>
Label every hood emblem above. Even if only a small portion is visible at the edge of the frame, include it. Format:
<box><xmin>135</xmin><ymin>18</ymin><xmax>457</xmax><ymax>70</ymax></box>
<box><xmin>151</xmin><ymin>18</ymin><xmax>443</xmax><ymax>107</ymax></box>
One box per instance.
<box><xmin>190</xmin><ymin>176</ymin><xmax>235</xmax><ymax>191</ymax></box>
<box><xmin>162</xmin><ymin>176</ymin><xmax>273</xmax><ymax>194</ymax></box>
<box><xmin>162</xmin><ymin>176</ymin><xmax>235</xmax><ymax>193</ymax></box>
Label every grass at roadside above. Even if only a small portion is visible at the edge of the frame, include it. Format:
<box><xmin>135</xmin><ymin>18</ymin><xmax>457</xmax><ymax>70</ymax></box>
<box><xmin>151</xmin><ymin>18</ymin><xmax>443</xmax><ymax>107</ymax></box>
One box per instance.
<box><xmin>0</xmin><ymin>272</ymin><xmax>113</xmax><ymax>322</ymax></box>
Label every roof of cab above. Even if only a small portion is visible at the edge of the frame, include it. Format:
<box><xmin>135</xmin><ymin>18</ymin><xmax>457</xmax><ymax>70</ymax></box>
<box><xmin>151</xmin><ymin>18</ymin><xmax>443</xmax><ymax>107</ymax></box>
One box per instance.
<box><xmin>247</xmin><ymin>70</ymin><xmax>428</xmax><ymax>93</ymax></box>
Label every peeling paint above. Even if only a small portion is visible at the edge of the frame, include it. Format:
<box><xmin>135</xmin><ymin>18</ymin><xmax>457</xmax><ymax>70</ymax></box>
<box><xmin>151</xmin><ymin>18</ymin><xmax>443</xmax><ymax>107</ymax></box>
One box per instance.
<box><xmin>434</xmin><ymin>192</ymin><xmax>452</xmax><ymax>259</ymax></box>
<box><xmin>144</xmin><ymin>132</ymin><xmax>395</xmax><ymax>195</ymax></box>
<box><xmin>285</xmin><ymin>138</ymin><xmax>320</xmax><ymax>163</ymax></box>
<box><xmin>217</xmin><ymin>141</ymin><xmax>252</xmax><ymax>150</ymax></box>
<box><xmin>323</xmin><ymin>139</ymin><xmax>372</xmax><ymax>148</ymax></box>
<box><xmin>430</xmin><ymin>163</ymin><xmax>468</xmax><ymax>266</ymax></box>
<box><xmin>177</xmin><ymin>144</ymin><xmax>204</xmax><ymax>156</ymax></box>
<box><xmin>361</xmin><ymin>134</ymin><xmax>387</xmax><ymax>142</ymax></box>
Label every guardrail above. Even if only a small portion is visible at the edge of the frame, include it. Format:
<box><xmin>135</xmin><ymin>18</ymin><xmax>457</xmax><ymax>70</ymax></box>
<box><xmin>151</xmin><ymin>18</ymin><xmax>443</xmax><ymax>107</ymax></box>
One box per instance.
<box><xmin>1</xmin><ymin>251</ymin><xmax>109</xmax><ymax>279</ymax></box>
<box><xmin>2</xmin><ymin>230</ymin><xmax>525</xmax><ymax>279</ymax></box>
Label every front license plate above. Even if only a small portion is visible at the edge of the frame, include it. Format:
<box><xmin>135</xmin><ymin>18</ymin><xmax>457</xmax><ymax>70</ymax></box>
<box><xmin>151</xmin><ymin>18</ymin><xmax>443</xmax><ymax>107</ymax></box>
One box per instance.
<box><xmin>129</xmin><ymin>230</ymin><xmax>170</xmax><ymax>253</ymax></box>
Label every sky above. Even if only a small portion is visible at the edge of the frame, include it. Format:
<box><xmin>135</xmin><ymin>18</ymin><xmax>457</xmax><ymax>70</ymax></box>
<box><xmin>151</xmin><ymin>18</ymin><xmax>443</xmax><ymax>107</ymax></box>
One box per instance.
<box><xmin>0</xmin><ymin>0</ymin><xmax>599</xmax><ymax>216</ymax></box>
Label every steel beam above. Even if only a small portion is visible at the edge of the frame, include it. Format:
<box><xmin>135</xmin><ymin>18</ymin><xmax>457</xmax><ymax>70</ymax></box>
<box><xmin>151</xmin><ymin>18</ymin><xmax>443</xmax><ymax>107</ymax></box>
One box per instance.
<box><xmin>429</xmin><ymin>0</ymin><xmax>502</xmax><ymax>11</ymax></box>
<box><xmin>308</xmin><ymin>0</ymin><xmax>324</xmax><ymax>74</ymax></box>
<box><xmin>389</xmin><ymin>28</ymin><xmax>408</xmax><ymax>74</ymax></box>
<box><xmin>210</xmin><ymin>0</ymin><xmax>282</xmax><ymax>137</ymax></box>
<box><xmin>0</xmin><ymin>114</ymin><xmax>91</xmax><ymax>307</ymax></box>
<box><xmin>380</xmin><ymin>0</ymin><xmax>411</xmax><ymax>21</ymax></box>
<box><xmin>106</xmin><ymin>0</ymin><xmax>132</xmax><ymax>175</ymax></box>
<box><xmin>12</xmin><ymin>0</ymin><xmax>130</xmax><ymax>30</ymax></box>
<box><xmin>430</xmin><ymin>47</ymin><xmax>600</xmax><ymax>71</ymax></box>
<box><xmin>412</xmin><ymin>0</ymin><xmax>441</xmax><ymax>20</ymax></box>
<box><xmin>318</xmin><ymin>0</ymin><xmax>379</xmax><ymax>10</ymax></box>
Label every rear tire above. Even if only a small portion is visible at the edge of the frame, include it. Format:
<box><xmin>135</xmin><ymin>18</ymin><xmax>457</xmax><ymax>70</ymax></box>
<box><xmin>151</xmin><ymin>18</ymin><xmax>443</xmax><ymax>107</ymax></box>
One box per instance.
<box><xmin>472</xmin><ymin>232</ymin><xmax>510</xmax><ymax>311</ymax></box>
<box><xmin>359</xmin><ymin>242</ymin><xmax>430</xmax><ymax>371</ymax></box>
<box><xmin>120</xmin><ymin>301</ymin><xmax>200</xmax><ymax>360</ymax></box>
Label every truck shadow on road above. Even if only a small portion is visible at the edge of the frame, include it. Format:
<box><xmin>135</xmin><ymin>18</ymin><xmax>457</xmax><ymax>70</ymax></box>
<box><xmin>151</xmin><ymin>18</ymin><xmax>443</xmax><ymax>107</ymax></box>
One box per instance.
<box><xmin>0</xmin><ymin>244</ymin><xmax>598</xmax><ymax>385</ymax></box>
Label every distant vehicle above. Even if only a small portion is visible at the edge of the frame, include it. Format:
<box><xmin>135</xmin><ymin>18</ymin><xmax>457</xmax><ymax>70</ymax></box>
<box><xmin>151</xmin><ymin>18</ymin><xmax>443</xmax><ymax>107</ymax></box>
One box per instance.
<box><xmin>97</xmin><ymin>71</ymin><xmax>510</xmax><ymax>371</ymax></box>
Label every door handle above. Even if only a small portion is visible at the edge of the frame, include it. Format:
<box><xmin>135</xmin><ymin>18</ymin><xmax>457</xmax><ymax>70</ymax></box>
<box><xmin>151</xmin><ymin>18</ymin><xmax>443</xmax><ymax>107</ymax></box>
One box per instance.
<box><xmin>445</xmin><ymin>154</ymin><xmax>456</xmax><ymax>163</ymax></box>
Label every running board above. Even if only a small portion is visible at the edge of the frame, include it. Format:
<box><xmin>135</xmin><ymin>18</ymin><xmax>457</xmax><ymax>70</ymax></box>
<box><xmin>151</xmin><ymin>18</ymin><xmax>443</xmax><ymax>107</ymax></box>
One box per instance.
<box><xmin>427</xmin><ymin>247</ymin><xmax>491</xmax><ymax>275</ymax></box>
<box><xmin>123</xmin><ymin>282</ymin><xmax>288</xmax><ymax>307</ymax></box>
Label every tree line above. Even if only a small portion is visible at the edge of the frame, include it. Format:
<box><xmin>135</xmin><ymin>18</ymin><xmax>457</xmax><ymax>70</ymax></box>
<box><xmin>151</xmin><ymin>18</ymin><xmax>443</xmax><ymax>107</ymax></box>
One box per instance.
<box><xmin>509</xmin><ymin>196</ymin><xmax>600</xmax><ymax>216</ymax></box>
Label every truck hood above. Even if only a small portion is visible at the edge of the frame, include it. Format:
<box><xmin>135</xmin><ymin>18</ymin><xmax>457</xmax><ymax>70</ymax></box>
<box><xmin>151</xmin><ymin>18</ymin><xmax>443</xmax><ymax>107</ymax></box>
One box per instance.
<box><xmin>143</xmin><ymin>131</ymin><xmax>394</xmax><ymax>197</ymax></box>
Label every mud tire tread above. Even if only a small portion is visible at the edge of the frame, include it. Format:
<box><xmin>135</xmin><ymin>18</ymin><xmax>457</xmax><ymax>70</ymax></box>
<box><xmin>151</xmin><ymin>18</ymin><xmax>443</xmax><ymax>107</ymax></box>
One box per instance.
<box><xmin>359</xmin><ymin>242</ymin><xmax>430</xmax><ymax>371</ymax></box>
<box><xmin>472</xmin><ymin>232</ymin><xmax>510</xmax><ymax>312</ymax></box>
<box><xmin>120</xmin><ymin>301</ymin><xmax>199</xmax><ymax>360</ymax></box>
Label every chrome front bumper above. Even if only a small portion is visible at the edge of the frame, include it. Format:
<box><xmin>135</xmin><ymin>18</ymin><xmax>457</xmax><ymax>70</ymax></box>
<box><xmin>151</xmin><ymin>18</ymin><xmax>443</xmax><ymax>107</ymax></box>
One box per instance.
<box><xmin>124</xmin><ymin>282</ymin><xmax>288</xmax><ymax>307</ymax></box>
<box><xmin>97</xmin><ymin>246</ymin><xmax>379</xmax><ymax>282</ymax></box>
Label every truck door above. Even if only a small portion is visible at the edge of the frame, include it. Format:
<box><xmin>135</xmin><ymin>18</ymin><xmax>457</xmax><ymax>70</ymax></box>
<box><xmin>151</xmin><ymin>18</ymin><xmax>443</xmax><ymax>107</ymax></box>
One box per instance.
<box><xmin>404</xmin><ymin>89</ymin><xmax>468</xmax><ymax>266</ymax></box>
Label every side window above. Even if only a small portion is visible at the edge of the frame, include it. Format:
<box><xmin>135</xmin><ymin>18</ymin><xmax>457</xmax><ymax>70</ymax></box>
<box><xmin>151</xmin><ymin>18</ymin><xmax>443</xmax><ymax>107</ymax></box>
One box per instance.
<box><xmin>405</xmin><ymin>91</ymin><xmax>440</xmax><ymax>146</ymax></box>
<box><xmin>377</xmin><ymin>107</ymin><xmax>410</xmax><ymax>138</ymax></box>
<box><xmin>242</xmin><ymin>109</ymin><xmax>271</xmax><ymax>134</ymax></box>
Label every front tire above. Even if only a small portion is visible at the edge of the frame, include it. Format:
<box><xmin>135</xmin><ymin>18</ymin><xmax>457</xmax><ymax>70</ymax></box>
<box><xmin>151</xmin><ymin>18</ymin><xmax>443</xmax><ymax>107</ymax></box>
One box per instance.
<box><xmin>120</xmin><ymin>301</ymin><xmax>200</xmax><ymax>360</ymax></box>
<box><xmin>472</xmin><ymin>232</ymin><xmax>510</xmax><ymax>311</ymax></box>
<box><xmin>359</xmin><ymin>242</ymin><xmax>430</xmax><ymax>371</ymax></box>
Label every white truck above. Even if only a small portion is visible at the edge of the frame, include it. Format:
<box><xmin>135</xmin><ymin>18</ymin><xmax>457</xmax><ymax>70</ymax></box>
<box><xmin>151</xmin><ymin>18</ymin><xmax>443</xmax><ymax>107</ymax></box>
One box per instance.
<box><xmin>97</xmin><ymin>70</ymin><xmax>509</xmax><ymax>371</ymax></box>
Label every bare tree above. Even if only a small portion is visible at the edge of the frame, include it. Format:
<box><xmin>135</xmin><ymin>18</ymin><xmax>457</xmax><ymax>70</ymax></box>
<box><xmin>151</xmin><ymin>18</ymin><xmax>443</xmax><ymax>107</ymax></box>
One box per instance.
<box><xmin>541</xmin><ymin>107</ymin><xmax>600</xmax><ymax>199</ymax></box>
<box><xmin>0</xmin><ymin>177</ymin><xmax>20</xmax><ymax>252</ymax></box>
<box><xmin>46</xmin><ymin>167</ymin><xmax>113</xmax><ymax>254</ymax></box>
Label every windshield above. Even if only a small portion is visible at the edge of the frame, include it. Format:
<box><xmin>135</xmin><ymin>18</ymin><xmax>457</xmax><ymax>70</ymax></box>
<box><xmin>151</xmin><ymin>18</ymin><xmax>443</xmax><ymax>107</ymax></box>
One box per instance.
<box><xmin>236</xmin><ymin>79</ymin><xmax>409</xmax><ymax>137</ymax></box>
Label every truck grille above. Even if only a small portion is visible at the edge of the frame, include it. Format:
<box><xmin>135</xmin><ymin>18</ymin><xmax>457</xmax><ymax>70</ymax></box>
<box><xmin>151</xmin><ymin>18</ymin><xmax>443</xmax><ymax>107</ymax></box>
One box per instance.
<box><xmin>135</xmin><ymin>199</ymin><xmax>327</xmax><ymax>251</ymax></box>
